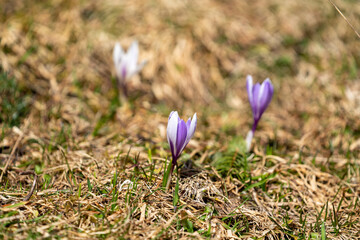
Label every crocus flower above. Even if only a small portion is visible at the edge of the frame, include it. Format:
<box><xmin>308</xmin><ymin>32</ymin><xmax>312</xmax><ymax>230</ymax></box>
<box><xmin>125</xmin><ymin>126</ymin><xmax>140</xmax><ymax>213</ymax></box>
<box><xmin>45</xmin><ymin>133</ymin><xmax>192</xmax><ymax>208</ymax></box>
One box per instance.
<box><xmin>113</xmin><ymin>41</ymin><xmax>146</xmax><ymax>96</ymax></box>
<box><xmin>167</xmin><ymin>111</ymin><xmax>197</xmax><ymax>174</ymax></box>
<box><xmin>246</xmin><ymin>75</ymin><xmax>274</xmax><ymax>151</ymax></box>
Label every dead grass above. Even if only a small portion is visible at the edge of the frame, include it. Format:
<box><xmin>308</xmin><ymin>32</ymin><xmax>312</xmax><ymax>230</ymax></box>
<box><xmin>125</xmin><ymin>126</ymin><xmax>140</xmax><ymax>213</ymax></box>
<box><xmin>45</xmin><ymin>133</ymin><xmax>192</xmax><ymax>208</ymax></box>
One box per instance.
<box><xmin>0</xmin><ymin>0</ymin><xmax>360</xmax><ymax>239</ymax></box>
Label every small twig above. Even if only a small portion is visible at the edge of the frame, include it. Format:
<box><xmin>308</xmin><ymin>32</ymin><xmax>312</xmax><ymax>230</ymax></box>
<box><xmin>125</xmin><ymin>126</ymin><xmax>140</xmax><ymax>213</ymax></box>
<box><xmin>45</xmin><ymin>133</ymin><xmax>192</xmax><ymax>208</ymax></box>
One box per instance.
<box><xmin>328</xmin><ymin>0</ymin><xmax>360</xmax><ymax>39</ymax></box>
<box><xmin>0</xmin><ymin>130</ymin><xmax>24</xmax><ymax>183</ymax></box>
<box><xmin>23</xmin><ymin>174</ymin><xmax>38</xmax><ymax>201</ymax></box>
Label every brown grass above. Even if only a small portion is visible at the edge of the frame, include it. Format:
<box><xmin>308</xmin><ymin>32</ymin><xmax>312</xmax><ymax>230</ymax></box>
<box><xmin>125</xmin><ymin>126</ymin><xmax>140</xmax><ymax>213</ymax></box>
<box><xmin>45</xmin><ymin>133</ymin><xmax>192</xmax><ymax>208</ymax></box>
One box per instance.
<box><xmin>0</xmin><ymin>0</ymin><xmax>360</xmax><ymax>239</ymax></box>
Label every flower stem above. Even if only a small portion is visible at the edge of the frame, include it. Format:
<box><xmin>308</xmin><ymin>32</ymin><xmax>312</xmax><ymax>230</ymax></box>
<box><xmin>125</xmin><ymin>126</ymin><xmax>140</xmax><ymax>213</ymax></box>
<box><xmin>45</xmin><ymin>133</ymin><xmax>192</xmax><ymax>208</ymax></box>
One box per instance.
<box><xmin>246</xmin><ymin>130</ymin><xmax>254</xmax><ymax>152</ymax></box>
<box><xmin>120</xmin><ymin>81</ymin><xmax>128</xmax><ymax>99</ymax></box>
<box><xmin>251</xmin><ymin>119</ymin><xmax>259</xmax><ymax>133</ymax></box>
<box><xmin>165</xmin><ymin>157</ymin><xmax>177</xmax><ymax>190</ymax></box>
<box><xmin>246</xmin><ymin>119</ymin><xmax>259</xmax><ymax>152</ymax></box>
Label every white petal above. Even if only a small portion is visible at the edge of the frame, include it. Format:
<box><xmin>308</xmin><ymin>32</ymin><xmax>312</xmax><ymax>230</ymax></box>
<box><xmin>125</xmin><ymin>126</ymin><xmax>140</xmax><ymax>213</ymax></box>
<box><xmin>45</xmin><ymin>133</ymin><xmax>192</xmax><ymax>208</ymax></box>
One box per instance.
<box><xmin>168</xmin><ymin>111</ymin><xmax>176</xmax><ymax>120</ymax></box>
<box><xmin>187</xmin><ymin>113</ymin><xmax>197</xmax><ymax>140</ymax></box>
<box><xmin>113</xmin><ymin>43</ymin><xmax>124</xmax><ymax>79</ymax></box>
<box><xmin>264</xmin><ymin>78</ymin><xmax>271</xmax><ymax>84</ymax></box>
<box><xmin>135</xmin><ymin>59</ymin><xmax>148</xmax><ymax>73</ymax></box>
<box><xmin>167</xmin><ymin>111</ymin><xmax>179</xmax><ymax>148</ymax></box>
<box><xmin>126</xmin><ymin>41</ymin><xmax>139</xmax><ymax>77</ymax></box>
<box><xmin>246</xmin><ymin>75</ymin><xmax>253</xmax><ymax>98</ymax></box>
<box><xmin>181</xmin><ymin>113</ymin><xmax>197</xmax><ymax>153</ymax></box>
<box><xmin>113</xmin><ymin>42</ymin><xmax>123</xmax><ymax>66</ymax></box>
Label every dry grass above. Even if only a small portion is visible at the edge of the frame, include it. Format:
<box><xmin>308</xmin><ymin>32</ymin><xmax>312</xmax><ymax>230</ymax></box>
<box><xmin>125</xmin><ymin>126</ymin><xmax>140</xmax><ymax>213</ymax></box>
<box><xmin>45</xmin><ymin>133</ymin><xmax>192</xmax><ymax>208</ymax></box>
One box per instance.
<box><xmin>1</xmin><ymin>0</ymin><xmax>360</xmax><ymax>239</ymax></box>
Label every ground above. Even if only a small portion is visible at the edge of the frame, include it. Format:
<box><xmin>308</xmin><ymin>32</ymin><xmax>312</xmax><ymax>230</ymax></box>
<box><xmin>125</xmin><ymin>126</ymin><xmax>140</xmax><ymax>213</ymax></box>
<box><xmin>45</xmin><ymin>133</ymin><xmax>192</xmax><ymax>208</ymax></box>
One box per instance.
<box><xmin>0</xmin><ymin>0</ymin><xmax>360</xmax><ymax>239</ymax></box>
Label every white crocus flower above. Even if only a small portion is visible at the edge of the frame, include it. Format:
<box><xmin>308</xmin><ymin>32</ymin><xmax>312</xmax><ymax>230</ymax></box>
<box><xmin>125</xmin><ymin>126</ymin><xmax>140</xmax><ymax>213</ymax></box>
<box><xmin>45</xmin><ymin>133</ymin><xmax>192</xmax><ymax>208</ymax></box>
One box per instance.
<box><xmin>113</xmin><ymin>41</ymin><xmax>147</xmax><ymax>96</ymax></box>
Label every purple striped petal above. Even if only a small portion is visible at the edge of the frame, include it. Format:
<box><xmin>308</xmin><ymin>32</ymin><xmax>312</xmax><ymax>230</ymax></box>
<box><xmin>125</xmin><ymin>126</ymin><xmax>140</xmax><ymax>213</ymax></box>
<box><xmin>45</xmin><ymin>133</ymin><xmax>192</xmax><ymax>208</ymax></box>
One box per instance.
<box><xmin>258</xmin><ymin>79</ymin><xmax>274</xmax><ymax>116</ymax></box>
<box><xmin>175</xmin><ymin>119</ymin><xmax>187</xmax><ymax>158</ymax></box>
<box><xmin>246</xmin><ymin>76</ymin><xmax>274</xmax><ymax>133</ymax></box>
<box><xmin>186</xmin><ymin>117</ymin><xmax>191</xmax><ymax>130</ymax></box>
<box><xmin>252</xmin><ymin>83</ymin><xmax>261</xmax><ymax>120</ymax></box>
<box><xmin>166</xmin><ymin>111</ymin><xmax>197</xmax><ymax>162</ymax></box>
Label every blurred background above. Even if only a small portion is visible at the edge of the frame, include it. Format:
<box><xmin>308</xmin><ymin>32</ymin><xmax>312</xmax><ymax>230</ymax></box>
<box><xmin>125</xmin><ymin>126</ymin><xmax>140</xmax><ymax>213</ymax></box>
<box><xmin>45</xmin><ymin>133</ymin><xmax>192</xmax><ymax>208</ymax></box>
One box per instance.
<box><xmin>1</xmin><ymin>0</ymin><xmax>360</xmax><ymax>159</ymax></box>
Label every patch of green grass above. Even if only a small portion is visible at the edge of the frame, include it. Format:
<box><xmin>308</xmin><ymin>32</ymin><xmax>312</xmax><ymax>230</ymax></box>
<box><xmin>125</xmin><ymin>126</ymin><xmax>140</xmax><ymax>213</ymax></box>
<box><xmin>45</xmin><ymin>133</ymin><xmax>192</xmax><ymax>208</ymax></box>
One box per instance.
<box><xmin>212</xmin><ymin>148</ymin><xmax>277</xmax><ymax>193</ymax></box>
<box><xmin>212</xmin><ymin>151</ymin><xmax>250</xmax><ymax>181</ymax></box>
<box><xmin>220</xmin><ymin>119</ymin><xmax>239</xmax><ymax>136</ymax></box>
<box><xmin>336</xmin><ymin>56</ymin><xmax>359</xmax><ymax>80</ymax></box>
<box><xmin>282</xmin><ymin>36</ymin><xmax>309</xmax><ymax>58</ymax></box>
<box><xmin>180</xmin><ymin>218</ymin><xmax>194</xmax><ymax>233</ymax></box>
<box><xmin>220</xmin><ymin>199</ymin><xmax>249</xmax><ymax>236</ymax></box>
<box><xmin>17</xmin><ymin>45</ymin><xmax>38</xmax><ymax>66</ymax></box>
<box><xmin>47</xmin><ymin>123</ymin><xmax>74</xmax><ymax>152</ymax></box>
<box><xmin>92</xmin><ymin>77</ymin><xmax>120</xmax><ymax>136</ymax></box>
<box><xmin>273</xmin><ymin>55</ymin><xmax>294</xmax><ymax>77</ymax></box>
<box><xmin>0</xmin><ymin>71</ymin><xmax>31</xmax><ymax>127</ymax></box>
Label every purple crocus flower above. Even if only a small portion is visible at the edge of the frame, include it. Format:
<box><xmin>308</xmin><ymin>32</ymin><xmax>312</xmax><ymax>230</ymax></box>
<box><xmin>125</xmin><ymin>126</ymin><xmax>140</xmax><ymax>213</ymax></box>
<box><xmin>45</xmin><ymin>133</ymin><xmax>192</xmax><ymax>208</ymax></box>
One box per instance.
<box><xmin>113</xmin><ymin>41</ymin><xmax>147</xmax><ymax>96</ymax></box>
<box><xmin>167</xmin><ymin>111</ymin><xmax>197</xmax><ymax>172</ymax></box>
<box><xmin>246</xmin><ymin>75</ymin><xmax>274</xmax><ymax>151</ymax></box>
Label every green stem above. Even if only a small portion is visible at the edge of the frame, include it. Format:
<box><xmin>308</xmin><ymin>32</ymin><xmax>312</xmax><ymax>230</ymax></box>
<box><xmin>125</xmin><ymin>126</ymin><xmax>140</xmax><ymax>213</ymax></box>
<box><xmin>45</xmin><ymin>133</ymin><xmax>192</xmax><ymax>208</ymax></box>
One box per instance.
<box><xmin>165</xmin><ymin>157</ymin><xmax>177</xmax><ymax>190</ymax></box>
